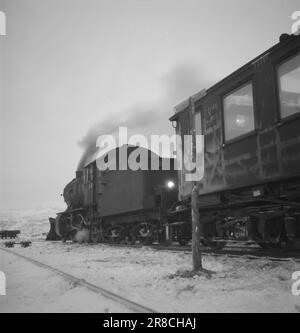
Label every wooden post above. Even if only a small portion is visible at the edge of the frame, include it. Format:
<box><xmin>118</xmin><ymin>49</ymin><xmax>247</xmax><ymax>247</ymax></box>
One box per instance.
<box><xmin>191</xmin><ymin>183</ymin><xmax>202</xmax><ymax>271</ymax></box>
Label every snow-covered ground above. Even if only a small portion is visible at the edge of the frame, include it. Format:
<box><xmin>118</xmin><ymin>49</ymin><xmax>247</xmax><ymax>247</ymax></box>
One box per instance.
<box><xmin>0</xmin><ymin>208</ymin><xmax>300</xmax><ymax>312</ymax></box>
<box><xmin>1</xmin><ymin>241</ymin><xmax>300</xmax><ymax>312</ymax></box>
<box><xmin>0</xmin><ymin>250</ymin><xmax>130</xmax><ymax>313</ymax></box>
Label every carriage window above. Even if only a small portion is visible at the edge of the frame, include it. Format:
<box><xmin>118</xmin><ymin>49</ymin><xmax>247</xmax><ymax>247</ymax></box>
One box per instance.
<box><xmin>195</xmin><ymin>112</ymin><xmax>202</xmax><ymax>134</ymax></box>
<box><xmin>223</xmin><ymin>82</ymin><xmax>255</xmax><ymax>141</ymax></box>
<box><xmin>277</xmin><ymin>53</ymin><xmax>300</xmax><ymax>118</ymax></box>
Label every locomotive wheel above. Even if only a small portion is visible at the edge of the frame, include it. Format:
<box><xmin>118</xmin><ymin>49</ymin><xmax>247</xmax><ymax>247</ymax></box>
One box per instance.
<box><xmin>103</xmin><ymin>226</ymin><xmax>124</xmax><ymax>244</ymax></box>
<box><xmin>121</xmin><ymin>228</ymin><xmax>136</xmax><ymax>245</ymax></box>
<box><xmin>134</xmin><ymin>223</ymin><xmax>154</xmax><ymax>245</ymax></box>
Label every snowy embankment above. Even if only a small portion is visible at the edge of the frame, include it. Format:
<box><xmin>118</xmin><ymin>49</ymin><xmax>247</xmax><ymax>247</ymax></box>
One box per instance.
<box><xmin>0</xmin><ymin>206</ymin><xmax>63</xmax><ymax>240</ymax></box>
<box><xmin>0</xmin><ymin>208</ymin><xmax>300</xmax><ymax>312</ymax></box>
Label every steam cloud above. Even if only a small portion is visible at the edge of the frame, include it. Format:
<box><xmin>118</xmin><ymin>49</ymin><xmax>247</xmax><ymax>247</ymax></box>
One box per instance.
<box><xmin>77</xmin><ymin>64</ymin><xmax>213</xmax><ymax>170</ymax></box>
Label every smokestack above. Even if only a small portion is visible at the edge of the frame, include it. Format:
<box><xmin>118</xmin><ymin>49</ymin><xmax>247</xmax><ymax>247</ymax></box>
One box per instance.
<box><xmin>279</xmin><ymin>33</ymin><xmax>291</xmax><ymax>43</ymax></box>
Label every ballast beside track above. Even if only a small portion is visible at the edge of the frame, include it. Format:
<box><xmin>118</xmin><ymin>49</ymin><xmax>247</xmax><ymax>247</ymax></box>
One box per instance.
<box><xmin>0</xmin><ymin>247</ymin><xmax>156</xmax><ymax>313</ymax></box>
<box><xmin>155</xmin><ymin>245</ymin><xmax>300</xmax><ymax>263</ymax></box>
<box><xmin>14</xmin><ymin>239</ymin><xmax>300</xmax><ymax>262</ymax></box>
<box><xmin>99</xmin><ymin>242</ymin><xmax>300</xmax><ymax>263</ymax></box>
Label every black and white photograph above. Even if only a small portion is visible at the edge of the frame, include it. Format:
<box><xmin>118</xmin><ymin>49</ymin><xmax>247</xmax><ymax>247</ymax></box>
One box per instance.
<box><xmin>0</xmin><ymin>0</ymin><xmax>300</xmax><ymax>318</ymax></box>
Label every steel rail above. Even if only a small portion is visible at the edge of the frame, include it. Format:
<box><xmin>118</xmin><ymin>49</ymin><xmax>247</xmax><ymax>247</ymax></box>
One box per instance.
<box><xmin>0</xmin><ymin>247</ymin><xmax>156</xmax><ymax>313</ymax></box>
<box><xmin>98</xmin><ymin>242</ymin><xmax>300</xmax><ymax>262</ymax></box>
<box><xmin>150</xmin><ymin>245</ymin><xmax>300</xmax><ymax>262</ymax></box>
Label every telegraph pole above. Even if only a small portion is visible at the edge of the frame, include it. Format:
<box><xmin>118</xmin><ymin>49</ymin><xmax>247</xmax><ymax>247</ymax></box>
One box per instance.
<box><xmin>191</xmin><ymin>182</ymin><xmax>202</xmax><ymax>271</ymax></box>
<box><xmin>189</xmin><ymin>96</ymin><xmax>203</xmax><ymax>271</ymax></box>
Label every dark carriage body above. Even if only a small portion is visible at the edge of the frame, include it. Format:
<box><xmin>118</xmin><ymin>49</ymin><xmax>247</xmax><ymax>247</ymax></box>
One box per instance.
<box><xmin>170</xmin><ymin>34</ymin><xmax>300</xmax><ymax>248</ymax></box>
<box><xmin>171</xmin><ymin>34</ymin><xmax>300</xmax><ymax>203</ymax></box>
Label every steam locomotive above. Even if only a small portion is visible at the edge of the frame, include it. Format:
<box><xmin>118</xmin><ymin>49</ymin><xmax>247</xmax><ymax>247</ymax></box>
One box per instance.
<box><xmin>47</xmin><ymin>146</ymin><xmax>179</xmax><ymax>245</ymax></box>
<box><xmin>48</xmin><ymin>33</ymin><xmax>300</xmax><ymax>251</ymax></box>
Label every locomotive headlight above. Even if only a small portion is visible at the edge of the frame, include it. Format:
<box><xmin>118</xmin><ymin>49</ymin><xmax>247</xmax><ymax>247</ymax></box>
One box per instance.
<box><xmin>167</xmin><ymin>181</ymin><xmax>175</xmax><ymax>189</ymax></box>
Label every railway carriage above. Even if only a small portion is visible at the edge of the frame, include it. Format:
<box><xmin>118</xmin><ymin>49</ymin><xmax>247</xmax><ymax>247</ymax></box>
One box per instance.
<box><xmin>169</xmin><ymin>33</ymin><xmax>300</xmax><ymax>249</ymax></box>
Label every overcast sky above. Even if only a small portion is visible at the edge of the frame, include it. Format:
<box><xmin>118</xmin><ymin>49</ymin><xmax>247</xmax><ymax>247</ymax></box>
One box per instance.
<box><xmin>0</xmin><ymin>0</ymin><xmax>299</xmax><ymax>209</ymax></box>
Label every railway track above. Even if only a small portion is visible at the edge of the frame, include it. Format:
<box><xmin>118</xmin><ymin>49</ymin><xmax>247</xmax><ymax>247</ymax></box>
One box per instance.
<box><xmin>0</xmin><ymin>247</ymin><xmax>156</xmax><ymax>313</ymax></box>
<box><xmin>3</xmin><ymin>238</ymin><xmax>300</xmax><ymax>262</ymax></box>
<box><xmin>100</xmin><ymin>242</ymin><xmax>300</xmax><ymax>263</ymax></box>
<box><xmin>160</xmin><ymin>246</ymin><xmax>300</xmax><ymax>263</ymax></box>
<box><xmin>23</xmin><ymin>238</ymin><xmax>299</xmax><ymax>262</ymax></box>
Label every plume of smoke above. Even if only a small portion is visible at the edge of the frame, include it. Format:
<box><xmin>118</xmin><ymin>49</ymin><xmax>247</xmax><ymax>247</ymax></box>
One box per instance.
<box><xmin>77</xmin><ymin>106</ymin><xmax>156</xmax><ymax>169</ymax></box>
<box><xmin>77</xmin><ymin>63</ymin><xmax>213</xmax><ymax>170</ymax></box>
<box><xmin>161</xmin><ymin>63</ymin><xmax>209</xmax><ymax>106</ymax></box>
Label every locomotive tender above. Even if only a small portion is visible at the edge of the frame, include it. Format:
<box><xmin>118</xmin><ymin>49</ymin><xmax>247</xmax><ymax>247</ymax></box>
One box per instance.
<box><xmin>48</xmin><ymin>33</ymin><xmax>300</xmax><ymax>250</ymax></box>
